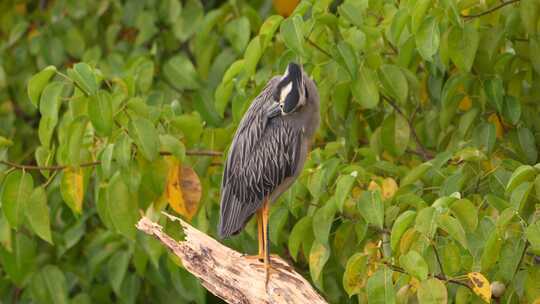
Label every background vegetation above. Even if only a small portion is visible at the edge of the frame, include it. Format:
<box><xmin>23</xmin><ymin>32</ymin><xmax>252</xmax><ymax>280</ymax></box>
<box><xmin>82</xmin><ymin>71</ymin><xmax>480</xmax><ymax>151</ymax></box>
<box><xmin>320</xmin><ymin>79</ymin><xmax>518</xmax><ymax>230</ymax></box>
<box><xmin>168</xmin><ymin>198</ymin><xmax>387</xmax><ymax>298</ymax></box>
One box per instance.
<box><xmin>1</xmin><ymin>0</ymin><xmax>540</xmax><ymax>303</ymax></box>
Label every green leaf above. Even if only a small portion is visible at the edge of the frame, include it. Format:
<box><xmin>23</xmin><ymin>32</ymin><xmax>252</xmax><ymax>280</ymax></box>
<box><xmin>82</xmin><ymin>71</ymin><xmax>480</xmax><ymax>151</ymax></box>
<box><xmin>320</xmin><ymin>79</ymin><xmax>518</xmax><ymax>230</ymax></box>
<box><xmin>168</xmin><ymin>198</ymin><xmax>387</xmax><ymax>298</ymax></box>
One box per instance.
<box><xmin>400</xmin><ymin>250</ymin><xmax>428</xmax><ymax>280</ymax></box>
<box><xmin>1</xmin><ymin>170</ymin><xmax>33</xmax><ymax>229</ymax></box>
<box><xmin>503</xmin><ymin>96</ymin><xmax>521</xmax><ymax>125</ymax></box>
<box><xmin>129</xmin><ymin>117</ymin><xmax>160</xmax><ymax>161</ymax></box>
<box><xmin>411</xmin><ymin>0</ymin><xmax>432</xmax><ymax>34</ymax></box>
<box><xmin>343</xmin><ymin>253</ymin><xmax>368</xmax><ymax>297</ymax></box>
<box><xmin>30</xmin><ymin>265</ymin><xmax>68</xmax><ymax>304</ymax></box>
<box><xmin>312</xmin><ymin>201</ymin><xmax>336</xmax><ymax>245</ymax></box>
<box><xmin>357</xmin><ymin>190</ymin><xmax>384</xmax><ymax>229</ymax></box>
<box><xmin>38</xmin><ymin>81</ymin><xmax>64</xmax><ymax>148</ymax></box>
<box><xmin>381</xmin><ymin>112</ymin><xmax>410</xmax><ymax>157</ymax></box>
<box><xmin>289</xmin><ymin>216</ymin><xmax>312</xmax><ymax>261</ymax></box>
<box><xmin>67</xmin><ymin>116</ymin><xmax>89</xmax><ymax>166</ymax></box>
<box><xmin>527</xmin><ymin>221</ymin><xmax>540</xmax><ymax>254</ymax></box>
<box><xmin>159</xmin><ymin>135</ymin><xmax>185</xmax><ymax>161</ymax></box>
<box><xmin>352</xmin><ymin>66</ymin><xmax>380</xmax><ymax>109</ymax></box>
<box><xmin>280</xmin><ymin>15</ymin><xmax>305</xmax><ymax>56</ymax></box>
<box><xmin>242</xmin><ymin>36</ymin><xmax>262</xmax><ymax>79</ymax></box>
<box><xmin>520</xmin><ymin>0</ymin><xmax>540</xmax><ymax>34</ymax></box>
<box><xmin>338</xmin><ymin>1</ymin><xmax>366</xmax><ymax>27</ymax></box>
<box><xmin>108</xmin><ymin>173</ymin><xmax>138</xmax><ymax>239</ymax></box>
<box><xmin>335</xmin><ymin>174</ymin><xmax>356</xmax><ymax>212</ymax></box>
<box><xmin>259</xmin><ymin>15</ymin><xmax>283</xmax><ymax>48</ymax></box>
<box><xmin>531</xmin><ymin>37</ymin><xmax>540</xmax><ymax>74</ymax></box>
<box><xmin>309</xmin><ymin>239</ymin><xmax>330</xmax><ymax>284</ymax></box>
<box><xmin>337</xmin><ymin>41</ymin><xmax>357</xmax><ymax>79</ymax></box>
<box><xmin>415</xmin><ymin>16</ymin><xmax>440</xmax><ymax>61</ymax></box>
<box><xmin>378</xmin><ymin>65</ymin><xmax>408</xmax><ymax>104</ymax></box>
<box><xmin>163</xmin><ymin>55</ymin><xmax>201</xmax><ymax>90</ymax></box>
<box><xmin>481</xmin><ymin>231</ymin><xmax>502</xmax><ymax>271</ymax></box>
<box><xmin>0</xmin><ymin>234</ymin><xmax>36</xmax><ymax>285</ymax></box>
<box><xmin>391</xmin><ymin>210</ymin><xmax>417</xmax><ymax>252</ymax></box>
<box><xmin>108</xmin><ymin>250</ymin><xmax>131</xmax><ymax>295</ymax></box>
<box><xmin>401</xmin><ymin>162</ymin><xmax>432</xmax><ymax>186</ymax></box>
<box><xmin>26</xmin><ymin>187</ymin><xmax>53</xmax><ymax>244</ymax></box>
<box><xmin>485</xmin><ymin>194</ymin><xmax>510</xmax><ymax>212</ymax></box>
<box><xmin>517</xmin><ymin>127</ymin><xmax>538</xmax><ymax>164</ymax></box>
<box><xmin>505</xmin><ymin>165</ymin><xmax>537</xmax><ymax>196</ymax></box>
<box><xmin>27</xmin><ymin>66</ymin><xmax>57</xmax><ymax>107</ymax></box>
<box><xmin>67</xmin><ymin>63</ymin><xmax>99</xmax><ymax>95</ymax></box>
<box><xmin>88</xmin><ymin>90</ymin><xmax>113</xmax><ymax>137</ymax></box>
<box><xmin>415</xmin><ymin>207</ymin><xmax>437</xmax><ymax>239</ymax></box>
<box><xmin>449</xmin><ymin>199</ymin><xmax>478</xmax><ymax>232</ymax></box>
<box><xmin>510</xmin><ymin>181</ymin><xmax>533</xmax><ymax>213</ymax></box>
<box><xmin>484</xmin><ymin>77</ymin><xmax>504</xmax><ymax>113</ymax></box>
<box><xmin>269</xmin><ymin>206</ymin><xmax>289</xmax><ymax>245</ymax></box>
<box><xmin>367</xmin><ymin>267</ymin><xmax>396</xmax><ymax>304</ymax></box>
<box><xmin>417</xmin><ymin>278</ymin><xmax>447</xmax><ymax>304</ymax></box>
<box><xmin>448</xmin><ymin>24</ymin><xmax>479</xmax><ymax>72</ymax></box>
<box><xmin>438</xmin><ymin>214</ymin><xmax>468</xmax><ymax>249</ymax></box>
<box><xmin>224</xmin><ymin>17</ymin><xmax>250</xmax><ymax>53</ymax></box>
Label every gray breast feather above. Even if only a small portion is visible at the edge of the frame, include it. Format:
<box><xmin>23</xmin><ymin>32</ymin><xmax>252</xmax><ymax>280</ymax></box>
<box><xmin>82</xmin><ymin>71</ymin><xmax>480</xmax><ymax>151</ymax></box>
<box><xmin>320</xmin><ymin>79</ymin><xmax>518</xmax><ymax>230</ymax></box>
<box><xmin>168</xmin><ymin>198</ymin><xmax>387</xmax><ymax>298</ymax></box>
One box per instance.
<box><xmin>218</xmin><ymin>82</ymin><xmax>302</xmax><ymax>238</ymax></box>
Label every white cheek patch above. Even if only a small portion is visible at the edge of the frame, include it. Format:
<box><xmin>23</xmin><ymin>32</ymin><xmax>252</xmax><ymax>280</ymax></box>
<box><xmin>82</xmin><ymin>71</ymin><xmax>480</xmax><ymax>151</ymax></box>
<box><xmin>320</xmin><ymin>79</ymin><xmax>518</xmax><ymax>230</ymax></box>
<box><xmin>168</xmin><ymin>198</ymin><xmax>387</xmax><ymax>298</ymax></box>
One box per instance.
<box><xmin>280</xmin><ymin>82</ymin><xmax>293</xmax><ymax>104</ymax></box>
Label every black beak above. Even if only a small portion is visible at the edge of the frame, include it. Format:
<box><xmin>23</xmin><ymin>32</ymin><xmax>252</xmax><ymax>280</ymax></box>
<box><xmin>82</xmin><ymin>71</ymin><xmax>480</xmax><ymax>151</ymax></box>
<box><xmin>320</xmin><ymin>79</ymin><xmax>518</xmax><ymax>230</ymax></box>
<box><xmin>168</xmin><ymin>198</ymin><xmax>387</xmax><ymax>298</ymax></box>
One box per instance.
<box><xmin>286</xmin><ymin>62</ymin><xmax>302</xmax><ymax>84</ymax></box>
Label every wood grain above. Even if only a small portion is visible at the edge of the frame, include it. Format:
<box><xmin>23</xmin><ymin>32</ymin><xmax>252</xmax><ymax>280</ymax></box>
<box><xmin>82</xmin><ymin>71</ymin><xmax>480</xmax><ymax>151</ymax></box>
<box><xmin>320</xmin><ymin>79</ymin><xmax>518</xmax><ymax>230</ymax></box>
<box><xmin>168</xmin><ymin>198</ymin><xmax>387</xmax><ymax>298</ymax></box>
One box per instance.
<box><xmin>136</xmin><ymin>213</ymin><xmax>328</xmax><ymax>304</ymax></box>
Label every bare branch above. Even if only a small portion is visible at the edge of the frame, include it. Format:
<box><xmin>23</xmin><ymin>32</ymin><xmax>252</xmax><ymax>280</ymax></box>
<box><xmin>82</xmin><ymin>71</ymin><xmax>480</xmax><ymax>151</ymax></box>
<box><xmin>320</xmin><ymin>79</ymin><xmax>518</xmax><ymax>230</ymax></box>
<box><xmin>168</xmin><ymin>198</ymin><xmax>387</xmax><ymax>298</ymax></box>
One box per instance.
<box><xmin>1</xmin><ymin>150</ymin><xmax>223</xmax><ymax>171</ymax></box>
<box><xmin>461</xmin><ymin>0</ymin><xmax>520</xmax><ymax>19</ymax></box>
<box><xmin>136</xmin><ymin>214</ymin><xmax>327</xmax><ymax>304</ymax></box>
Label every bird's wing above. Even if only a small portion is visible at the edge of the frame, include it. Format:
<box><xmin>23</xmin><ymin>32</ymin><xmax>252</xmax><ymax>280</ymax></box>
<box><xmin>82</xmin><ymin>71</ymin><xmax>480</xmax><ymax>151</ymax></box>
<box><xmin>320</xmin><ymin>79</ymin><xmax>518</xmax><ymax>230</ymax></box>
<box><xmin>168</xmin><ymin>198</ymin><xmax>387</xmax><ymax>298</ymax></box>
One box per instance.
<box><xmin>219</xmin><ymin>82</ymin><xmax>303</xmax><ymax>237</ymax></box>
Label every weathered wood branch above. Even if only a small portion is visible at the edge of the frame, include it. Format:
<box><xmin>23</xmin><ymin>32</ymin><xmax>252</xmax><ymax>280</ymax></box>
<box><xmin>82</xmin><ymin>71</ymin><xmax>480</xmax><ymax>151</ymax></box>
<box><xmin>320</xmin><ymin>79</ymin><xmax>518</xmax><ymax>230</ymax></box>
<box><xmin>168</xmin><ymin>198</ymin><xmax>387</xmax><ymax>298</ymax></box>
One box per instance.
<box><xmin>136</xmin><ymin>213</ymin><xmax>328</xmax><ymax>304</ymax></box>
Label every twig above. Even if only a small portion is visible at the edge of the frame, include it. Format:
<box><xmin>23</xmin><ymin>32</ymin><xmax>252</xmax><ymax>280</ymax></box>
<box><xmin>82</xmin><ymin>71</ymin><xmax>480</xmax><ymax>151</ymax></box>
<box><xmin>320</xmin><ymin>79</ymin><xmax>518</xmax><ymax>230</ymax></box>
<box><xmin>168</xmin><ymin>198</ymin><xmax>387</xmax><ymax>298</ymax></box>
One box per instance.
<box><xmin>512</xmin><ymin>242</ymin><xmax>529</xmax><ymax>280</ymax></box>
<box><xmin>461</xmin><ymin>0</ymin><xmax>520</xmax><ymax>19</ymax></box>
<box><xmin>432</xmin><ymin>242</ymin><xmax>446</xmax><ymax>280</ymax></box>
<box><xmin>1</xmin><ymin>150</ymin><xmax>223</xmax><ymax>171</ymax></box>
<box><xmin>382</xmin><ymin>261</ymin><xmax>472</xmax><ymax>290</ymax></box>
<box><xmin>306</xmin><ymin>38</ymin><xmax>332</xmax><ymax>58</ymax></box>
<box><xmin>381</xmin><ymin>95</ymin><xmax>433</xmax><ymax>160</ymax></box>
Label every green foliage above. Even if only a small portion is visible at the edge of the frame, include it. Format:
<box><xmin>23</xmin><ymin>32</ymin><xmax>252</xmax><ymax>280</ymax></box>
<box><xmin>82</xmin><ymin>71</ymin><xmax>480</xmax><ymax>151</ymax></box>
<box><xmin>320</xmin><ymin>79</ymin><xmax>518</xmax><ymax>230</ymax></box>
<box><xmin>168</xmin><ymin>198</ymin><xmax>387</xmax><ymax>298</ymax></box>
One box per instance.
<box><xmin>1</xmin><ymin>0</ymin><xmax>540</xmax><ymax>303</ymax></box>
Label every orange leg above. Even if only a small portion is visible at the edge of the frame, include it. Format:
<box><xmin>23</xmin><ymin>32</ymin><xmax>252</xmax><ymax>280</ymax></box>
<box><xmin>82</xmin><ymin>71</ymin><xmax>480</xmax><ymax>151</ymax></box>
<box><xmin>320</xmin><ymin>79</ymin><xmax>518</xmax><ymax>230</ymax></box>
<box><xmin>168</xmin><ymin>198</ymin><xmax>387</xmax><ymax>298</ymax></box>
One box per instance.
<box><xmin>244</xmin><ymin>209</ymin><xmax>265</xmax><ymax>261</ymax></box>
<box><xmin>262</xmin><ymin>198</ymin><xmax>271</xmax><ymax>288</ymax></box>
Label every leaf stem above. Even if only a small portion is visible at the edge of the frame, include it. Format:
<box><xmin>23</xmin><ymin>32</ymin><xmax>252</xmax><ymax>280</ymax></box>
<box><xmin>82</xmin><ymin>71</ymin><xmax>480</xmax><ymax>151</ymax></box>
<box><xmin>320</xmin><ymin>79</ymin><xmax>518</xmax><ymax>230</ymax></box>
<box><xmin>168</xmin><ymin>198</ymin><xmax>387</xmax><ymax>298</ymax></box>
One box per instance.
<box><xmin>381</xmin><ymin>94</ymin><xmax>433</xmax><ymax>160</ymax></box>
<box><xmin>461</xmin><ymin>0</ymin><xmax>520</xmax><ymax>19</ymax></box>
<box><xmin>305</xmin><ymin>38</ymin><xmax>332</xmax><ymax>59</ymax></box>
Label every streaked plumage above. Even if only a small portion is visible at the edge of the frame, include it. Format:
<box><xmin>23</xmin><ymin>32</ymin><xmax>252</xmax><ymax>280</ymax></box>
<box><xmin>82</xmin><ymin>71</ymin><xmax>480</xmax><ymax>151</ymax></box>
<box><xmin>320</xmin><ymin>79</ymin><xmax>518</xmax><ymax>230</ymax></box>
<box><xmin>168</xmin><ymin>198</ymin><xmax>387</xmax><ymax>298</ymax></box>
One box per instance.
<box><xmin>219</xmin><ymin>63</ymin><xmax>319</xmax><ymax>238</ymax></box>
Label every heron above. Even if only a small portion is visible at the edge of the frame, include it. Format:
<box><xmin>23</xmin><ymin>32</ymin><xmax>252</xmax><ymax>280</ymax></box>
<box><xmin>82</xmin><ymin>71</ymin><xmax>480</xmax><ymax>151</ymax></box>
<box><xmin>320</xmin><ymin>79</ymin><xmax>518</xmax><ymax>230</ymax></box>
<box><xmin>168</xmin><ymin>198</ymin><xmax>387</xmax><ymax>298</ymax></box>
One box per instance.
<box><xmin>218</xmin><ymin>62</ymin><xmax>320</xmax><ymax>286</ymax></box>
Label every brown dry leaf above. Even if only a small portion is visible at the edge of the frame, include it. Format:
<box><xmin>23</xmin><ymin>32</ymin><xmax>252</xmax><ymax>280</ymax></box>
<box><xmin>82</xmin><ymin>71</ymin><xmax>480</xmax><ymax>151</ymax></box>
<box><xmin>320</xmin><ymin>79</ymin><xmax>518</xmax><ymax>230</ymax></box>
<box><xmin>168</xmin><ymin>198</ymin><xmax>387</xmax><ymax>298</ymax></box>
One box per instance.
<box><xmin>467</xmin><ymin>272</ymin><xmax>491</xmax><ymax>303</ymax></box>
<box><xmin>272</xmin><ymin>0</ymin><xmax>300</xmax><ymax>17</ymax></box>
<box><xmin>164</xmin><ymin>157</ymin><xmax>202</xmax><ymax>220</ymax></box>
<box><xmin>381</xmin><ymin>178</ymin><xmax>398</xmax><ymax>199</ymax></box>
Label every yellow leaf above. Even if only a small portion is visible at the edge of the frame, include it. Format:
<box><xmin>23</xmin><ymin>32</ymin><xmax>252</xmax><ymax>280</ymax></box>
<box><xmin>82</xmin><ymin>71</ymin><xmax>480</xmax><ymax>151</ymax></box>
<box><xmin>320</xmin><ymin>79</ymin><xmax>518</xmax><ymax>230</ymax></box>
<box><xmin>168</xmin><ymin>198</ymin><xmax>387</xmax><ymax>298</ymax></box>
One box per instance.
<box><xmin>381</xmin><ymin>177</ymin><xmax>398</xmax><ymax>199</ymax></box>
<box><xmin>368</xmin><ymin>180</ymin><xmax>381</xmax><ymax>192</ymax></box>
<box><xmin>399</xmin><ymin>228</ymin><xmax>419</xmax><ymax>255</ymax></box>
<box><xmin>164</xmin><ymin>157</ymin><xmax>202</xmax><ymax>220</ymax></box>
<box><xmin>351</xmin><ymin>186</ymin><xmax>363</xmax><ymax>199</ymax></box>
<box><xmin>467</xmin><ymin>272</ymin><xmax>491</xmax><ymax>303</ymax></box>
<box><xmin>458</xmin><ymin>95</ymin><xmax>472</xmax><ymax>111</ymax></box>
<box><xmin>60</xmin><ymin>167</ymin><xmax>84</xmax><ymax>213</ymax></box>
<box><xmin>488</xmin><ymin>113</ymin><xmax>504</xmax><ymax>139</ymax></box>
<box><xmin>409</xmin><ymin>277</ymin><xmax>420</xmax><ymax>292</ymax></box>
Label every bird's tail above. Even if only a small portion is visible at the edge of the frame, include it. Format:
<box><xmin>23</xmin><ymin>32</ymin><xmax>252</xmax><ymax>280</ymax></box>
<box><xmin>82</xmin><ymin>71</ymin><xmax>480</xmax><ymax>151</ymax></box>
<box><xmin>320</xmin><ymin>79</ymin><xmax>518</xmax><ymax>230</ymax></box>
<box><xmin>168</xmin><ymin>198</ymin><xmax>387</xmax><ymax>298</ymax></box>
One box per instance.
<box><xmin>218</xmin><ymin>189</ymin><xmax>249</xmax><ymax>238</ymax></box>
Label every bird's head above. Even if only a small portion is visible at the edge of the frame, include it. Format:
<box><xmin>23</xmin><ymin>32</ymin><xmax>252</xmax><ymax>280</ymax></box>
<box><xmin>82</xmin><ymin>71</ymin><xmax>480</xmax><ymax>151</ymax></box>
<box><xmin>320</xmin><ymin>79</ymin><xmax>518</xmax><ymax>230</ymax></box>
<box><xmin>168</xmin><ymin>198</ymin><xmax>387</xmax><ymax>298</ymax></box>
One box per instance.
<box><xmin>270</xmin><ymin>62</ymin><xmax>310</xmax><ymax>117</ymax></box>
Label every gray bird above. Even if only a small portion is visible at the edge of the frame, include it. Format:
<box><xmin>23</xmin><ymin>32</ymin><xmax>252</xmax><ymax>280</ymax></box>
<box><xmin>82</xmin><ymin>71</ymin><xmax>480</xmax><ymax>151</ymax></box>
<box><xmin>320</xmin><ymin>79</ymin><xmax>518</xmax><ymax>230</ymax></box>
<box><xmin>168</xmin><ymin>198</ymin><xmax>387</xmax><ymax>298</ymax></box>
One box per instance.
<box><xmin>218</xmin><ymin>62</ymin><xmax>319</xmax><ymax>285</ymax></box>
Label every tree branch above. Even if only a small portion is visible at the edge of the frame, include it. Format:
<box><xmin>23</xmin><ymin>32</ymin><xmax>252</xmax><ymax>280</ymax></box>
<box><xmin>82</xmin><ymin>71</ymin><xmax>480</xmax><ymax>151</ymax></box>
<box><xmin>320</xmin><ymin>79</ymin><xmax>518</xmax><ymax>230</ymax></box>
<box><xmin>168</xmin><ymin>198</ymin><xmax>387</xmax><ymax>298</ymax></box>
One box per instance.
<box><xmin>136</xmin><ymin>213</ymin><xmax>327</xmax><ymax>304</ymax></box>
<box><xmin>382</xmin><ymin>261</ymin><xmax>472</xmax><ymax>290</ymax></box>
<box><xmin>1</xmin><ymin>150</ymin><xmax>223</xmax><ymax>171</ymax></box>
<box><xmin>381</xmin><ymin>95</ymin><xmax>433</xmax><ymax>160</ymax></box>
<box><xmin>461</xmin><ymin>0</ymin><xmax>520</xmax><ymax>19</ymax></box>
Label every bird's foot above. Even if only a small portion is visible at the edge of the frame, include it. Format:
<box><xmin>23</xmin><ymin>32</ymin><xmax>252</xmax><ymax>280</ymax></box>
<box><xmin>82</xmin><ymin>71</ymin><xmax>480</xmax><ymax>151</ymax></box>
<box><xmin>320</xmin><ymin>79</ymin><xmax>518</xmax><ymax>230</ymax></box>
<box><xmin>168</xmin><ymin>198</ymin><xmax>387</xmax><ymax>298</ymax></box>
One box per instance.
<box><xmin>241</xmin><ymin>253</ymin><xmax>264</xmax><ymax>263</ymax></box>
